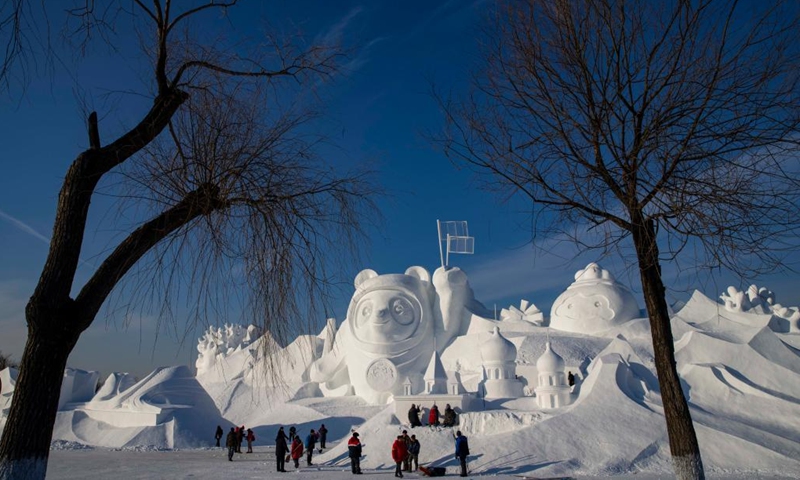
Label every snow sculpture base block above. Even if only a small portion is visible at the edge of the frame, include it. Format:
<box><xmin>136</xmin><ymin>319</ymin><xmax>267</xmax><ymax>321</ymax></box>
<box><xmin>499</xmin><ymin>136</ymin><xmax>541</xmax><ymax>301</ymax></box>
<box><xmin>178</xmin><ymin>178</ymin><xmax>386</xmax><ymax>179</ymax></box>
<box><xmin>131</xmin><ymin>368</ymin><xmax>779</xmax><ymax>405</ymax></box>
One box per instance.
<box><xmin>78</xmin><ymin>406</ymin><xmax>182</xmax><ymax>428</ymax></box>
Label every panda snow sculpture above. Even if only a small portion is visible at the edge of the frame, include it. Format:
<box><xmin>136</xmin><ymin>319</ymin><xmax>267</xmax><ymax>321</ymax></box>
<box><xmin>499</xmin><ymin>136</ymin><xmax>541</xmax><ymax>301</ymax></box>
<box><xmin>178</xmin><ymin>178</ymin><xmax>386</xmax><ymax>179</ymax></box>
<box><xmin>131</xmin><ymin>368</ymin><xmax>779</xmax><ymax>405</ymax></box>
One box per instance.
<box><xmin>310</xmin><ymin>267</ymin><xmax>436</xmax><ymax>404</ymax></box>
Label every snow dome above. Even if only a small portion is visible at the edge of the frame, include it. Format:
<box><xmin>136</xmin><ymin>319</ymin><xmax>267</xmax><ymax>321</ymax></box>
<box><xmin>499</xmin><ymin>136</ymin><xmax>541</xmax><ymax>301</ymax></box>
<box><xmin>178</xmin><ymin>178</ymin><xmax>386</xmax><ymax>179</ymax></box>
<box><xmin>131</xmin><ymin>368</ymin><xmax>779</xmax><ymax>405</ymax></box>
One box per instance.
<box><xmin>549</xmin><ymin>263</ymin><xmax>640</xmax><ymax>335</ymax></box>
<box><xmin>536</xmin><ymin>341</ymin><xmax>565</xmax><ymax>374</ymax></box>
<box><xmin>481</xmin><ymin>327</ymin><xmax>523</xmax><ymax>398</ymax></box>
<box><xmin>480</xmin><ymin>326</ymin><xmax>517</xmax><ymax>364</ymax></box>
<box><xmin>535</xmin><ymin>342</ymin><xmax>571</xmax><ymax>409</ymax></box>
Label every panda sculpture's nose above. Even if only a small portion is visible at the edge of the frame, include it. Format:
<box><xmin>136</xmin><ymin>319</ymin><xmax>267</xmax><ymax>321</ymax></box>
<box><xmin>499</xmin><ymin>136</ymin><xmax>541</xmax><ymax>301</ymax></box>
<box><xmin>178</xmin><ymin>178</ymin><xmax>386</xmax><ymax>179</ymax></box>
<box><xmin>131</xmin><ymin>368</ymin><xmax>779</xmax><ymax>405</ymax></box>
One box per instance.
<box><xmin>373</xmin><ymin>307</ymin><xmax>389</xmax><ymax>324</ymax></box>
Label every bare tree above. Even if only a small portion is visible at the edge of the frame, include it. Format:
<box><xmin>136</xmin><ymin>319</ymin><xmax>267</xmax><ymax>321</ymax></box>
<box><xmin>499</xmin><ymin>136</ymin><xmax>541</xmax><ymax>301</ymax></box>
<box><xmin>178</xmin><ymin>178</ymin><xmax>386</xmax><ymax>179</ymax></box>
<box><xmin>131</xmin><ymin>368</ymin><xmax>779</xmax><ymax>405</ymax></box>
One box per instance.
<box><xmin>0</xmin><ymin>1</ymin><xmax>376</xmax><ymax>478</ymax></box>
<box><xmin>437</xmin><ymin>1</ymin><xmax>800</xmax><ymax>479</ymax></box>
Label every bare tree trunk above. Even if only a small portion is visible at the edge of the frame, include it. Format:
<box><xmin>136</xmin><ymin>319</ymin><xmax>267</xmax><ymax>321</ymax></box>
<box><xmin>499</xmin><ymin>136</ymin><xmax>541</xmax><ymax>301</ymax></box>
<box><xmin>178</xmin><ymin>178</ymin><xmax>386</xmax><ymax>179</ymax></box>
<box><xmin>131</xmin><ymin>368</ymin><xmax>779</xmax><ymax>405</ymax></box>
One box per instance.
<box><xmin>632</xmin><ymin>215</ymin><xmax>704</xmax><ymax>480</ymax></box>
<box><xmin>0</xmin><ymin>311</ymin><xmax>80</xmax><ymax>480</ymax></box>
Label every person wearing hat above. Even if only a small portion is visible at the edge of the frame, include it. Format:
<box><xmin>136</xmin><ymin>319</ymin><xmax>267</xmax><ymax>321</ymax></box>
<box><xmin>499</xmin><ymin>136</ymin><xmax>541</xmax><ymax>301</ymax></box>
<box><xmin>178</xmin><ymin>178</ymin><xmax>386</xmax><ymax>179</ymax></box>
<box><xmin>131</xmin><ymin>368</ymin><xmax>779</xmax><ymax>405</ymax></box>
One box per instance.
<box><xmin>391</xmin><ymin>434</ymin><xmax>408</xmax><ymax>478</ymax></box>
<box><xmin>305</xmin><ymin>429</ymin><xmax>317</xmax><ymax>466</ymax></box>
<box><xmin>407</xmin><ymin>434</ymin><xmax>420</xmax><ymax>472</ymax></box>
<box><xmin>347</xmin><ymin>431</ymin><xmax>363</xmax><ymax>474</ymax></box>
<box><xmin>275</xmin><ymin>427</ymin><xmax>289</xmax><ymax>472</ymax></box>
<box><xmin>402</xmin><ymin>430</ymin><xmax>412</xmax><ymax>472</ymax></box>
<box><xmin>454</xmin><ymin>430</ymin><xmax>470</xmax><ymax>477</ymax></box>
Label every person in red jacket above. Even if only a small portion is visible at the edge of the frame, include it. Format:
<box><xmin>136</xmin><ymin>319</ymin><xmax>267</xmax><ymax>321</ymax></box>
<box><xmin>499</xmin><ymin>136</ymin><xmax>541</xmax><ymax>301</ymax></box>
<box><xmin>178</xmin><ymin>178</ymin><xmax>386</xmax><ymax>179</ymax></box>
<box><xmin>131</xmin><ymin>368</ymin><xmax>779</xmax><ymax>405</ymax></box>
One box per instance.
<box><xmin>246</xmin><ymin>428</ymin><xmax>255</xmax><ymax>453</ymax></box>
<box><xmin>428</xmin><ymin>404</ymin><xmax>440</xmax><ymax>427</ymax></box>
<box><xmin>391</xmin><ymin>435</ymin><xmax>408</xmax><ymax>478</ymax></box>
<box><xmin>290</xmin><ymin>435</ymin><xmax>304</xmax><ymax>469</ymax></box>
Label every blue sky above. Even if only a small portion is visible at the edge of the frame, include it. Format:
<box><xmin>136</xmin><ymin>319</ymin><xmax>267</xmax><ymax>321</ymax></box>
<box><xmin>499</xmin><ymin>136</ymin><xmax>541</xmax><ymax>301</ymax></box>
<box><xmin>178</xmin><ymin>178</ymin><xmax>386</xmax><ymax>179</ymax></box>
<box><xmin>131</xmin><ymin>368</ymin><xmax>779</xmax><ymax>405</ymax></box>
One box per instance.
<box><xmin>1</xmin><ymin>0</ymin><xmax>799</xmax><ymax>377</ymax></box>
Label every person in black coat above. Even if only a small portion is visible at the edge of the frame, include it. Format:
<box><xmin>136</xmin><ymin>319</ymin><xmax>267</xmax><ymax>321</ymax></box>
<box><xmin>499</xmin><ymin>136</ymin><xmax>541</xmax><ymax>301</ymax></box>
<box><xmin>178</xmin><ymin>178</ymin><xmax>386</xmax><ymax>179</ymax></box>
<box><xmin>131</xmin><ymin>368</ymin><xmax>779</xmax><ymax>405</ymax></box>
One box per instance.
<box><xmin>225</xmin><ymin>427</ymin><xmax>237</xmax><ymax>461</ymax></box>
<box><xmin>318</xmin><ymin>424</ymin><xmax>328</xmax><ymax>450</ymax></box>
<box><xmin>215</xmin><ymin>425</ymin><xmax>223</xmax><ymax>447</ymax></box>
<box><xmin>275</xmin><ymin>427</ymin><xmax>289</xmax><ymax>472</ymax></box>
<box><xmin>407</xmin><ymin>404</ymin><xmax>421</xmax><ymax>428</ymax></box>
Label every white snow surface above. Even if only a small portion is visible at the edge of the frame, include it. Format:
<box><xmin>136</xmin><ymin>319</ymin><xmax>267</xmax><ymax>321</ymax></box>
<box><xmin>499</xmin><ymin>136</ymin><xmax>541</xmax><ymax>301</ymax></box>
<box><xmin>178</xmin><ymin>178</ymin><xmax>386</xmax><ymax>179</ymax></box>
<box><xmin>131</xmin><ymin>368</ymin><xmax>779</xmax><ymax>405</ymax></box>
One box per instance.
<box><xmin>2</xmin><ymin>284</ymin><xmax>800</xmax><ymax>478</ymax></box>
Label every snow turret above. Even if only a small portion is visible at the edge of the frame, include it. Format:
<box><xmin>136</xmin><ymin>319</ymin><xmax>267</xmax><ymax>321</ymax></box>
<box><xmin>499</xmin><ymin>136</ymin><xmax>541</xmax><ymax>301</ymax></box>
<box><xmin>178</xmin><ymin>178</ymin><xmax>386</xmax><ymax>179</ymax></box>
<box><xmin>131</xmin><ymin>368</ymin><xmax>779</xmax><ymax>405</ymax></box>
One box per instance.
<box><xmin>535</xmin><ymin>342</ymin><xmax>571</xmax><ymax>409</ymax></box>
<box><xmin>536</xmin><ymin>341</ymin><xmax>565</xmax><ymax>374</ymax></box>
<box><xmin>480</xmin><ymin>327</ymin><xmax>523</xmax><ymax>398</ymax></box>
<box><xmin>480</xmin><ymin>326</ymin><xmax>517</xmax><ymax>364</ymax></box>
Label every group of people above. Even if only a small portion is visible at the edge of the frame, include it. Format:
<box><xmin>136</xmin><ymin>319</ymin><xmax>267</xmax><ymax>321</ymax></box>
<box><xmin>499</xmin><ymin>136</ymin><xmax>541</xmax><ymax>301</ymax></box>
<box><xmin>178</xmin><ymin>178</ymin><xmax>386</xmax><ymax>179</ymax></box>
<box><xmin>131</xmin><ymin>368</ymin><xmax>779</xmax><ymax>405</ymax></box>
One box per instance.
<box><xmin>216</xmin><ymin>425</ymin><xmax>256</xmax><ymax>461</ymax></box>
<box><xmin>216</xmin><ymin>421</ymin><xmax>472</xmax><ymax>477</ymax></box>
<box><xmin>390</xmin><ymin>430</ymin><xmax>421</xmax><ymax>478</ymax></box>
<box><xmin>408</xmin><ymin>403</ymin><xmax>458</xmax><ymax>428</ymax></box>
<box><xmin>271</xmin><ymin>424</ymin><xmax>328</xmax><ymax>472</ymax></box>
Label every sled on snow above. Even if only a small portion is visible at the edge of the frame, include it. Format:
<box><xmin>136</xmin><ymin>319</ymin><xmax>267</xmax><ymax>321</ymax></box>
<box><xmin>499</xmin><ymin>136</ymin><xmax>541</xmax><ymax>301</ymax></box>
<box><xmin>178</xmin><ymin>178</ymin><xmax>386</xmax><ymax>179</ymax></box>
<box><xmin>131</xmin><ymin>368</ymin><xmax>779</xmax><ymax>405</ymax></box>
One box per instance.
<box><xmin>419</xmin><ymin>466</ymin><xmax>447</xmax><ymax>477</ymax></box>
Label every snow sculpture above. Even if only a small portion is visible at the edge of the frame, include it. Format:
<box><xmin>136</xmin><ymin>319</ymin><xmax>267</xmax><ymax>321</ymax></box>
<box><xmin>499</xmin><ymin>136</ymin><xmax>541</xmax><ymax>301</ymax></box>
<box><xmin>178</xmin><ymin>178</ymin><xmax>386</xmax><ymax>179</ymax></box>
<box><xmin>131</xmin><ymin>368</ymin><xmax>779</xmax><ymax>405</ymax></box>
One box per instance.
<box><xmin>424</xmin><ymin>351</ymin><xmax>448</xmax><ymax>394</ymax></box>
<box><xmin>500</xmin><ymin>299</ymin><xmax>544</xmax><ymax>325</ymax></box>
<box><xmin>59</xmin><ymin>368</ymin><xmax>100</xmax><ymax>409</ymax></box>
<box><xmin>93</xmin><ymin>372</ymin><xmax>137</xmax><ymax>402</ymax></box>
<box><xmin>433</xmin><ymin>266</ymin><xmax>481</xmax><ymax>350</ymax></box>
<box><xmin>311</xmin><ymin>267</ymin><xmax>437</xmax><ymax>404</ymax></box>
<box><xmin>549</xmin><ymin>263</ymin><xmax>640</xmax><ymax>334</ymax></box>
<box><xmin>720</xmin><ymin>285</ymin><xmax>800</xmax><ymax>333</ymax></box>
<box><xmin>196</xmin><ymin>324</ymin><xmax>261</xmax><ymax>376</ymax></box>
<box><xmin>480</xmin><ymin>326</ymin><xmax>524</xmax><ymax>398</ymax></box>
<box><xmin>535</xmin><ymin>342</ymin><xmax>571</xmax><ymax>409</ymax></box>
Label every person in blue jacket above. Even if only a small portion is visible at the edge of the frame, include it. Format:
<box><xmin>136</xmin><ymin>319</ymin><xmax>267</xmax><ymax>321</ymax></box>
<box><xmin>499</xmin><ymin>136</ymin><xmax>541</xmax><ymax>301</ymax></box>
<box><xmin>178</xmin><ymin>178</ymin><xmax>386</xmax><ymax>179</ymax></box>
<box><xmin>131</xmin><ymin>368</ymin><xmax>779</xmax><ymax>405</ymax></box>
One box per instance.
<box><xmin>454</xmin><ymin>430</ymin><xmax>470</xmax><ymax>477</ymax></box>
<box><xmin>305</xmin><ymin>429</ymin><xmax>317</xmax><ymax>466</ymax></box>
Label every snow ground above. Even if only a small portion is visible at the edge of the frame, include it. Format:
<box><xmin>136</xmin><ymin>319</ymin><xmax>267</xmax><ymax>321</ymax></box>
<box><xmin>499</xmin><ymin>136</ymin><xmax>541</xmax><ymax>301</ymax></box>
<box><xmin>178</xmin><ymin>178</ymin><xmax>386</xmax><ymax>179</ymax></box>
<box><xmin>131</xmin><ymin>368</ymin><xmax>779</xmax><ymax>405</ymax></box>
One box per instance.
<box><xmin>45</xmin><ymin>445</ymin><xmax>797</xmax><ymax>480</ymax></box>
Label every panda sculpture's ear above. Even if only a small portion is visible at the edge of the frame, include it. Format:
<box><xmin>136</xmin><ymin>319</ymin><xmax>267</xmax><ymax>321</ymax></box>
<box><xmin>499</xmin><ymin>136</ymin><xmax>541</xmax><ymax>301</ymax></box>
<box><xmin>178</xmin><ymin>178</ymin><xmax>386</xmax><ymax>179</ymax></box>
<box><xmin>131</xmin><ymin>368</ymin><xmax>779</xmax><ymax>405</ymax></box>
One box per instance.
<box><xmin>404</xmin><ymin>266</ymin><xmax>431</xmax><ymax>283</ymax></box>
<box><xmin>354</xmin><ymin>269</ymin><xmax>379</xmax><ymax>289</ymax></box>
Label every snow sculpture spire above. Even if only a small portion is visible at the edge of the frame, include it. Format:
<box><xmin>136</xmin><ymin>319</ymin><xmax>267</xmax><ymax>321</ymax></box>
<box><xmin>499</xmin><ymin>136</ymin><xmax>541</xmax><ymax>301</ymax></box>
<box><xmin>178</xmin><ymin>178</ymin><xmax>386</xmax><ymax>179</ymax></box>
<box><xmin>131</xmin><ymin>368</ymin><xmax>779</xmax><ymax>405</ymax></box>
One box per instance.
<box><xmin>535</xmin><ymin>341</ymin><xmax>571</xmax><ymax>408</ymax></box>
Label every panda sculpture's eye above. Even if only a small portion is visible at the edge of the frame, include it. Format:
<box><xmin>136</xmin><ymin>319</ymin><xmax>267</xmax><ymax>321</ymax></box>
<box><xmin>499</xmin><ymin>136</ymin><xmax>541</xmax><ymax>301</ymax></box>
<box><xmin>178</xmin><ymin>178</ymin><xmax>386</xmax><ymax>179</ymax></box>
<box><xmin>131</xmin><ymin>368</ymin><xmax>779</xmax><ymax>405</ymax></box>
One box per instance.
<box><xmin>359</xmin><ymin>301</ymin><xmax>373</xmax><ymax>322</ymax></box>
<box><xmin>390</xmin><ymin>297</ymin><xmax>415</xmax><ymax>325</ymax></box>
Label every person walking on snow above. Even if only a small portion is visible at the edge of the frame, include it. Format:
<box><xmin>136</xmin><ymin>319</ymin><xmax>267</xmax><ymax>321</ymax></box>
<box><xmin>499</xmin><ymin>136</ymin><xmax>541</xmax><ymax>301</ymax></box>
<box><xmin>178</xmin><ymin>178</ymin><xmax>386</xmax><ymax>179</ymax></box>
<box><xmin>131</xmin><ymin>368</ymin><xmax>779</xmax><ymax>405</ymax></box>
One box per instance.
<box><xmin>407</xmin><ymin>434</ymin><xmax>420</xmax><ymax>471</ymax></box>
<box><xmin>225</xmin><ymin>427</ymin><xmax>236</xmax><ymax>461</ymax></box>
<box><xmin>318</xmin><ymin>423</ymin><xmax>328</xmax><ymax>451</ymax></box>
<box><xmin>236</xmin><ymin>425</ymin><xmax>245</xmax><ymax>453</ymax></box>
<box><xmin>214</xmin><ymin>425</ymin><xmax>223</xmax><ymax>447</ymax></box>
<box><xmin>455</xmin><ymin>430</ymin><xmax>470</xmax><ymax>477</ymax></box>
<box><xmin>290</xmin><ymin>435</ymin><xmax>304</xmax><ymax>469</ymax></box>
<box><xmin>305</xmin><ymin>429</ymin><xmax>317</xmax><ymax>466</ymax></box>
<box><xmin>402</xmin><ymin>430</ymin><xmax>412</xmax><ymax>472</ymax></box>
<box><xmin>246</xmin><ymin>428</ymin><xmax>255</xmax><ymax>453</ymax></box>
<box><xmin>275</xmin><ymin>428</ymin><xmax>288</xmax><ymax>472</ymax></box>
<box><xmin>392</xmin><ymin>434</ymin><xmax>409</xmax><ymax>478</ymax></box>
<box><xmin>347</xmin><ymin>431</ymin><xmax>363</xmax><ymax>475</ymax></box>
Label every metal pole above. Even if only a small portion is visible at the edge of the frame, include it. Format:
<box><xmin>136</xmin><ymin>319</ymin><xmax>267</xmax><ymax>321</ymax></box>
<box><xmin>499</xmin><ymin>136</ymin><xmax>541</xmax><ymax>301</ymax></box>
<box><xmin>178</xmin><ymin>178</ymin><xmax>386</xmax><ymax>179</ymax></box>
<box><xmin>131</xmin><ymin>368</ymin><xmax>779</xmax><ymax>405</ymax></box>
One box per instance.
<box><xmin>437</xmin><ymin>220</ymin><xmax>445</xmax><ymax>269</ymax></box>
<box><xmin>446</xmin><ymin>234</ymin><xmax>451</xmax><ymax>268</ymax></box>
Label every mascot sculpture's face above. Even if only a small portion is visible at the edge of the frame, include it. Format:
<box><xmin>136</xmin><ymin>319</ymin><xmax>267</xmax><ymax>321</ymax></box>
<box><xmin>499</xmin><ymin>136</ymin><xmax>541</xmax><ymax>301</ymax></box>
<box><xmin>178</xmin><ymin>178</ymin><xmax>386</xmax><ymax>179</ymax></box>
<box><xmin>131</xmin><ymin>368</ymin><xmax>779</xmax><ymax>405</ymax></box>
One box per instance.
<box><xmin>353</xmin><ymin>289</ymin><xmax>421</xmax><ymax>344</ymax></box>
